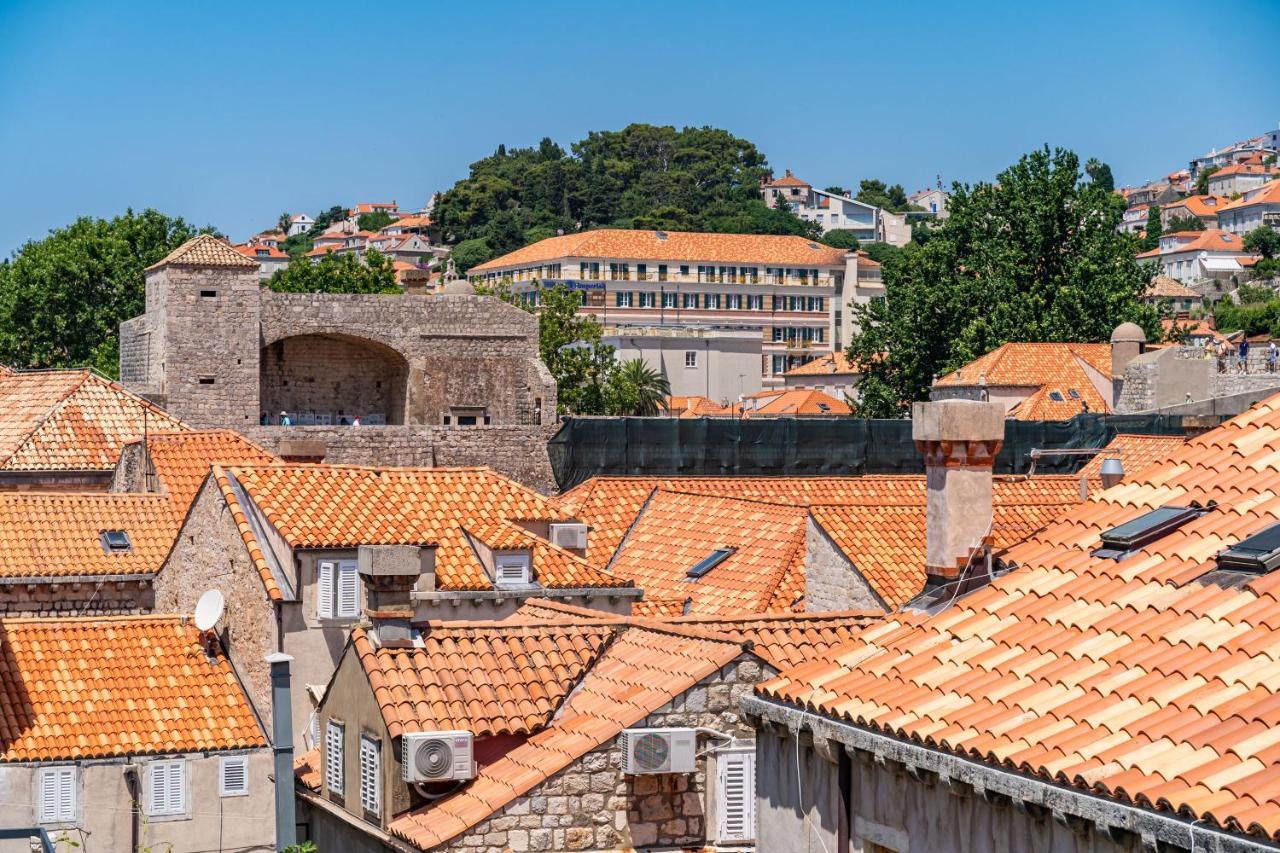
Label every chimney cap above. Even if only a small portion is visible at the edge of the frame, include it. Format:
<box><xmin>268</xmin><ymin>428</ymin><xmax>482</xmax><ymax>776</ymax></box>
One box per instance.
<box><xmin>912</xmin><ymin>400</ymin><xmax>1005</xmax><ymax>443</ymax></box>
<box><xmin>1111</xmin><ymin>322</ymin><xmax>1147</xmax><ymax>344</ymax></box>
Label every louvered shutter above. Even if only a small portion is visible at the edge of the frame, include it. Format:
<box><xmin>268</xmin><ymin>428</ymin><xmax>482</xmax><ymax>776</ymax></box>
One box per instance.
<box><xmin>336</xmin><ymin>560</ymin><xmax>360</xmax><ymax>618</ymax></box>
<box><xmin>39</xmin><ymin>766</ymin><xmax>74</xmax><ymax>823</ymax></box>
<box><xmin>316</xmin><ymin>561</ymin><xmax>335</xmax><ymax>618</ymax></box>
<box><xmin>220</xmin><ymin>756</ymin><xmax>248</xmax><ymax>797</ymax></box>
<box><xmin>715</xmin><ymin>749</ymin><xmax>755</xmax><ymax>842</ymax></box>
<box><xmin>325</xmin><ymin>721</ymin><xmax>344</xmax><ymax>794</ymax></box>
<box><xmin>359</xmin><ymin>736</ymin><xmax>380</xmax><ymax>813</ymax></box>
<box><xmin>166</xmin><ymin>761</ymin><xmax>186</xmax><ymax>815</ymax></box>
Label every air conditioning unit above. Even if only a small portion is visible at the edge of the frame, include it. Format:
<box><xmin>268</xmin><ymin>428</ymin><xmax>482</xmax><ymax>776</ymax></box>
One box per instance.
<box><xmin>620</xmin><ymin>728</ymin><xmax>698</xmax><ymax>774</ymax></box>
<box><xmin>402</xmin><ymin>731</ymin><xmax>475</xmax><ymax>782</ymax></box>
<box><xmin>549</xmin><ymin>522</ymin><xmax>588</xmax><ymax>550</ymax></box>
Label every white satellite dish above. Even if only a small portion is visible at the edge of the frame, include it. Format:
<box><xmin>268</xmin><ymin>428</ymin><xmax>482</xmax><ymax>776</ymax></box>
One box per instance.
<box><xmin>194</xmin><ymin>589</ymin><xmax>226</xmax><ymax>632</ymax></box>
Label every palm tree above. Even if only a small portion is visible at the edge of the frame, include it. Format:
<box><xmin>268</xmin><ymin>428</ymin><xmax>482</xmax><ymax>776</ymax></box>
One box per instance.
<box><xmin>608</xmin><ymin>359</ymin><xmax>670</xmax><ymax>416</ymax></box>
<box><xmin>277</xmin><ymin>212</ymin><xmax>293</xmax><ymax>235</ymax></box>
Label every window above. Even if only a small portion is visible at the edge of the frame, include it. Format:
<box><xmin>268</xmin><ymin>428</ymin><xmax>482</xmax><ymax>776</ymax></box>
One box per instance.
<box><xmin>658</xmin><ymin>264</ymin><xmax>668</xmax><ymax>281</ymax></box>
<box><xmin>37</xmin><ymin>766</ymin><xmax>75</xmax><ymax>824</ymax></box>
<box><xmin>359</xmin><ymin>736</ymin><xmax>380</xmax><ymax>814</ymax></box>
<box><xmin>661</xmin><ymin>292</ymin><xmax>677</xmax><ymax>309</ymax></box>
<box><xmin>200</xmin><ymin>290</ymin><xmax>218</xmax><ymax>298</ymax></box>
<box><xmin>685</xmin><ymin>351</ymin><xmax>698</xmax><ymax>369</ymax></box>
<box><xmin>705</xmin><ymin>293</ymin><xmax>721</xmax><ymax>309</ymax></box>
<box><xmin>715</xmin><ymin>748</ymin><xmax>755</xmax><ymax>843</ymax></box>
<box><xmin>688</xmin><ymin>547</ymin><xmax>736</xmax><ymax>578</ymax></box>
<box><xmin>679</xmin><ymin>265</ymin><xmax>689</xmax><ymax>277</ymax></box>
<box><xmin>771</xmin><ymin>355</ymin><xmax>786</xmax><ymax>374</ymax></box>
<box><xmin>636</xmin><ymin>264</ymin><xmax>648</xmax><ymax>280</ymax></box>
<box><xmin>615</xmin><ymin>291</ymin><xmax>633</xmax><ymax>308</ymax></box>
<box><xmin>726</xmin><ymin>294</ymin><xmax>742</xmax><ymax>310</ymax></box>
<box><xmin>147</xmin><ymin>760</ymin><xmax>186</xmax><ymax>817</ymax></box>
<box><xmin>1217</xmin><ymin>522</ymin><xmax>1280</xmax><ymax>573</ymax></box>
<box><xmin>220</xmin><ymin>756</ymin><xmax>249</xmax><ymax>797</ymax></box>
<box><xmin>638</xmin><ymin>291</ymin><xmax>656</xmax><ymax>308</ymax></box>
<box><xmin>198</xmin><ymin>376</ymin><xmax>216</xmax><ymax>385</ymax></box>
<box><xmin>325</xmin><ymin>721</ymin><xmax>344</xmax><ymax>794</ymax></box>
<box><xmin>101</xmin><ymin>530</ymin><xmax>131</xmax><ymax>553</ymax></box>
<box><xmin>495</xmin><ymin>553</ymin><xmax>532</xmax><ymax>587</ymax></box>
<box><xmin>747</xmin><ymin>294</ymin><xmax>764</xmax><ymax>310</ymax></box>
<box><xmin>1095</xmin><ymin>505</ymin><xmax>1208</xmax><ymax>558</ymax></box>
<box><xmin>683</xmin><ymin>293</ymin><xmax>699</xmax><ymax>309</ymax></box>
<box><xmin>317</xmin><ymin>559</ymin><xmax>359</xmax><ymax>619</ymax></box>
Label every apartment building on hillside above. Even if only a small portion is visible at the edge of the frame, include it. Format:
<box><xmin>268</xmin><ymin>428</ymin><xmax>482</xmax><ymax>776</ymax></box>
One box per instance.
<box><xmin>470</xmin><ymin>229</ymin><xmax>883</xmax><ymax>386</ymax></box>
<box><xmin>760</xmin><ymin>171</ymin><xmax>909</xmax><ymax>247</ymax></box>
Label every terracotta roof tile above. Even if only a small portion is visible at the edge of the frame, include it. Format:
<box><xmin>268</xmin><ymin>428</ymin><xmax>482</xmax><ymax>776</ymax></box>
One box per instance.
<box><xmin>1217</xmin><ymin>180</ymin><xmax>1280</xmax><ymax>213</ymax></box>
<box><xmin>782</xmin><ymin>352</ymin><xmax>861</xmax><ymax>376</ymax></box>
<box><xmin>146</xmin><ymin>234</ymin><xmax>260</xmax><ymax>272</ymax></box>
<box><xmin>1137</xmin><ymin>228</ymin><xmax>1251</xmax><ymax>259</ymax></box>
<box><xmin>664</xmin><ymin>610</ymin><xmax>880</xmax><ymax>669</ymax></box>
<box><xmin>0</xmin><ymin>492</ymin><xmax>174</xmax><ymax>578</ymax></box>
<box><xmin>0</xmin><ymin>370</ymin><xmax>187</xmax><ymax>471</ymax></box>
<box><xmin>353</xmin><ymin>622</ymin><xmax>615</xmax><ymax>737</ymax></box>
<box><xmin>1162</xmin><ymin>194</ymin><xmax>1229</xmax><ymax>217</ymax></box>
<box><xmin>738</xmin><ymin>388</ymin><xmax>851</xmax><ymax>416</ymax></box>
<box><xmin>760</xmin><ymin>392</ymin><xmax>1280</xmax><ymax>842</ymax></box>
<box><xmin>387</xmin><ymin>622</ymin><xmax>741</xmax><ymax>849</ymax></box>
<box><xmin>470</xmin><ymin>229</ymin><xmax>848</xmax><ymax>273</ymax></box>
<box><xmin>139</xmin><ymin>430</ymin><xmax>278</xmax><ymax>524</ymax></box>
<box><xmin>0</xmin><ymin>615</ymin><xmax>264</xmax><ymax>761</ymax></box>
<box><xmin>215</xmin><ymin>465</ymin><xmax>630</xmax><ymax>600</ymax></box>
<box><xmin>1078</xmin><ymin>434</ymin><xmax>1188</xmax><ymax>483</ymax></box>
<box><xmin>1146</xmin><ymin>275</ymin><xmax>1203</xmax><ymax>299</ymax></box>
<box><xmin>934</xmin><ymin>343</ymin><xmax>1113</xmax><ymax>419</ymax></box>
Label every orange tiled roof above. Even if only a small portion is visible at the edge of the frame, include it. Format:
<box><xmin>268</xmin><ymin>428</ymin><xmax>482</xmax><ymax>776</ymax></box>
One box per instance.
<box><xmin>935</xmin><ymin>342</ymin><xmax>1113</xmax><ymax>418</ymax></box>
<box><xmin>215</xmin><ymin>465</ymin><xmax>629</xmax><ymax>601</ymax></box>
<box><xmin>138</xmin><ymin>430</ymin><xmax>278</xmax><ymax>524</ymax></box>
<box><xmin>0</xmin><ymin>492</ymin><xmax>175</xmax><ymax>578</ymax></box>
<box><xmin>295</xmin><ymin>747</ymin><xmax>321</xmax><ymax>790</ymax></box>
<box><xmin>383</xmin><ymin>215</ymin><xmax>431</xmax><ymax>230</ymax></box>
<box><xmin>740</xmin><ymin>388</ymin><xmax>851</xmax><ymax>416</ymax></box>
<box><xmin>470</xmin><ymin>229</ymin><xmax>848</xmax><ymax>273</ymax></box>
<box><xmin>664</xmin><ymin>610</ymin><xmax>880</xmax><ymax>669</ymax></box>
<box><xmin>766</xmin><ymin>173</ymin><xmax>811</xmax><ymax>188</ymax></box>
<box><xmin>388</xmin><ymin>622</ymin><xmax>742</xmax><ymax>849</ymax></box>
<box><xmin>352</xmin><ymin>621</ymin><xmax>615</xmax><ymax>737</ymax></box>
<box><xmin>663</xmin><ymin>395</ymin><xmax>731</xmax><ymax>417</ymax></box>
<box><xmin>760</xmin><ymin>392</ymin><xmax>1280</xmax><ymax>843</ymax></box>
<box><xmin>1077</xmin><ymin>433</ymin><xmax>1187</xmax><ymax>482</ymax></box>
<box><xmin>1161</xmin><ymin>194</ymin><xmax>1228</xmax><ymax>217</ymax></box>
<box><xmin>145</xmin><ymin>234</ymin><xmax>259</xmax><ymax>272</ymax></box>
<box><xmin>233</xmin><ymin>242</ymin><xmax>287</xmax><ymax>259</ymax></box>
<box><xmin>1211</xmin><ymin>161</ymin><xmax>1278</xmax><ymax>179</ymax></box>
<box><xmin>607</xmin><ymin>489</ymin><xmax>809</xmax><ymax>616</ymax></box>
<box><xmin>1146</xmin><ymin>275</ymin><xmax>1202</xmax><ymax>299</ymax></box>
<box><xmin>0</xmin><ymin>369</ymin><xmax>187</xmax><ymax>471</ymax></box>
<box><xmin>1218</xmin><ymin>179</ymin><xmax>1280</xmax><ymax>213</ymax></box>
<box><xmin>782</xmin><ymin>352</ymin><xmax>860</xmax><ymax>377</ymax></box>
<box><xmin>0</xmin><ymin>616</ymin><xmax>264</xmax><ymax>761</ymax></box>
<box><xmin>1137</xmin><ymin>228</ymin><xmax>1250</xmax><ymax>258</ymax></box>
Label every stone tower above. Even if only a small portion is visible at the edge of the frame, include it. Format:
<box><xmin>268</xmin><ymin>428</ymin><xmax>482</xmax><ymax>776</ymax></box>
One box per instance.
<box><xmin>119</xmin><ymin>235</ymin><xmax>262</xmax><ymax>428</ymax></box>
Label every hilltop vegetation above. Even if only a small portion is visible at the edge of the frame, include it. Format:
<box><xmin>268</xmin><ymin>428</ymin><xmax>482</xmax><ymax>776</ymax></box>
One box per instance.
<box><xmin>434</xmin><ymin>124</ymin><xmax>822</xmax><ymax>270</ymax></box>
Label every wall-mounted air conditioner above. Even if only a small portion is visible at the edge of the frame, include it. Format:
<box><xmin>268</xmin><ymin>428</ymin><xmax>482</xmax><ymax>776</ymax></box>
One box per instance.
<box><xmin>620</xmin><ymin>727</ymin><xmax>698</xmax><ymax>774</ymax></box>
<box><xmin>402</xmin><ymin>731</ymin><xmax>475</xmax><ymax>782</ymax></box>
<box><xmin>549</xmin><ymin>522</ymin><xmax>588</xmax><ymax>550</ymax></box>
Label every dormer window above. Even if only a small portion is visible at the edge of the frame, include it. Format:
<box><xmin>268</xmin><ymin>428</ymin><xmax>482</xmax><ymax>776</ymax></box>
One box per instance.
<box><xmin>101</xmin><ymin>530</ymin><xmax>132</xmax><ymax>554</ymax></box>
<box><xmin>494</xmin><ymin>553</ymin><xmax>532</xmax><ymax>588</ymax></box>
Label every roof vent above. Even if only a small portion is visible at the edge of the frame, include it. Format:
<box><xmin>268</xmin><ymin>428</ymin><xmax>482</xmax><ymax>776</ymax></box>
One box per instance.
<box><xmin>655</xmin><ymin>231</ymin><xmax>668</xmax><ymax>241</ymax></box>
<box><xmin>1093</xmin><ymin>503</ymin><xmax>1213</xmax><ymax>559</ymax></box>
<box><xmin>100</xmin><ymin>530</ymin><xmax>132</xmax><ymax>554</ymax></box>
<box><xmin>687</xmin><ymin>547</ymin><xmax>736</xmax><ymax>579</ymax></box>
<box><xmin>1216</xmin><ymin>523</ymin><xmax>1280</xmax><ymax>573</ymax></box>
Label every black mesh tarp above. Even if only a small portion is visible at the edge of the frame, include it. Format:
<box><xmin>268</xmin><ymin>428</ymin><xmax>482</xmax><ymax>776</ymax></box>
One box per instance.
<box><xmin>547</xmin><ymin>414</ymin><xmax>1189</xmax><ymax>491</ymax></box>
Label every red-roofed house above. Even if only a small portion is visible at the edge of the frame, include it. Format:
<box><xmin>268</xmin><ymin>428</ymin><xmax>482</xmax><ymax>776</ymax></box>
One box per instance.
<box><xmin>1217</xmin><ymin>179</ymin><xmax>1280</xmax><ymax>236</ymax></box>
<box><xmin>1160</xmin><ymin>193</ymin><xmax>1229</xmax><ymax>229</ymax></box>
<box><xmin>1136</xmin><ymin>228</ymin><xmax>1257</xmax><ymax>284</ymax></box>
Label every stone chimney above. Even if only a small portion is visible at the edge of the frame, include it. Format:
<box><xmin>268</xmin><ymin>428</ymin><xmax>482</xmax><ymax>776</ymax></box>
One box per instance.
<box><xmin>357</xmin><ymin>544</ymin><xmax>435</xmax><ymax>647</ymax></box>
<box><xmin>1110</xmin><ymin>322</ymin><xmax>1147</xmax><ymax>407</ymax></box>
<box><xmin>912</xmin><ymin>400</ymin><xmax>1006</xmax><ymax>585</ymax></box>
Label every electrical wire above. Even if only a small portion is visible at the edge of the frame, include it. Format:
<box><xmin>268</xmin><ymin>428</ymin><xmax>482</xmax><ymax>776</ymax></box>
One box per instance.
<box><xmin>794</xmin><ymin>728</ymin><xmax>831</xmax><ymax>853</ymax></box>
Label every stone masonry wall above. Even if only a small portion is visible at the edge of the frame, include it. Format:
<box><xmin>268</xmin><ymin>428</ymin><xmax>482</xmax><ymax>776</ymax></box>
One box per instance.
<box><xmin>242</xmin><ymin>424</ymin><xmax>559</xmax><ymax>494</ymax></box>
<box><xmin>1118</xmin><ymin>345</ymin><xmax>1280</xmax><ymax>413</ymax></box>
<box><xmin>0</xmin><ymin>579</ymin><xmax>153</xmax><ymax>616</ymax></box>
<box><xmin>804</xmin><ymin>517</ymin><xmax>888</xmax><ymax>612</ymax></box>
<box><xmin>438</xmin><ymin>656</ymin><xmax>762</xmax><ymax>852</ymax></box>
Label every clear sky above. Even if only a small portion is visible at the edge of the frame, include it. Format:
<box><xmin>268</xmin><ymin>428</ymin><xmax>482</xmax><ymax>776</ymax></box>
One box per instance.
<box><xmin>1</xmin><ymin>0</ymin><xmax>1277</xmax><ymax>254</ymax></box>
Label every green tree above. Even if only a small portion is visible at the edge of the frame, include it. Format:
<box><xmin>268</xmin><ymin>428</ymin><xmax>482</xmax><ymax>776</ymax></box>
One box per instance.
<box><xmin>855</xmin><ymin>179</ymin><xmax>912</xmax><ymax>212</ymax></box>
<box><xmin>1195</xmin><ymin>166</ymin><xmax>1221</xmax><ymax>196</ymax></box>
<box><xmin>1245</xmin><ymin>226</ymin><xmax>1280</xmax><ymax>259</ymax></box>
<box><xmin>1165</xmin><ymin>215</ymin><xmax>1205</xmax><ymax>233</ymax></box>
<box><xmin>819</xmin><ymin>229</ymin><xmax>860</xmax><ymax>250</ymax></box>
<box><xmin>1085</xmin><ymin>158</ymin><xmax>1116</xmax><ymax>193</ymax></box>
<box><xmin>1141</xmin><ymin>204</ymin><xmax>1163</xmax><ymax>251</ymax></box>
<box><xmin>606</xmin><ymin>358</ymin><xmax>671</xmax><ymax>416</ymax></box>
<box><xmin>277</xmin><ymin>212</ymin><xmax>293</xmax><ymax>234</ymax></box>
<box><xmin>845</xmin><ymin>146</ymin><xmax>1157</xmax><ymax>416</ymax></box>
<box><xmin>484</xmin><ymin>210</ymin><xmax>526</xmax><ymax>256</ymax></box>
<box><xmin>859</xmin><ymin>242</ymin><xmax>904</xmax><ymax>266</ymax></box>
<box><xmin>0</xmin><ymin>209</ymin><xmax>210</xmax><ymax>375</ymax></box>
<box><xmin>1236</xmin><ymin>283</ymin><xmax>1274</xmax><ymax>304</ymax></box>
<box><xmin>357</xmin><ymin>211</ymin><xmax>395</xmax><ymax>232</ymax></box>
<box><xmin>449</xmin><ymin>238</ymin><xmax>494</xmax><ymax>274</ymax></box>
<box><xmin>267</xmin><ymin>250</ymin><xmax>399</xmax><ymax>294</ymax></box>
<box><xmin>824</xmin><ymin>186</ymin><xmax>848</xmax><ymax>196</ymax></box>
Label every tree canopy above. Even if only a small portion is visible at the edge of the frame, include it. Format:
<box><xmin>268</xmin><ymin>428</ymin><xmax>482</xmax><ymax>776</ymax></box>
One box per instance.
<box><xmin>0</xmin><ymin>209</ymin><xmax>212</xmax><ymax>375</ymax></box>
<box><xmin>433</xmin><ymin>124</ymin><xmax>819</xmax><ymax>260</ymax></box>
<box><xmin>845</xmin><ymin>146</ymin><xmax>1157</xmax><ymax>416</ymax></box>
<box><xmin>855</xmin><ymin>179</ymin><xmax>914</xmax><ymax>213</ymax></box>
<box><xmin>267</xmin><ymin>250</ymin><xmax>399</xmax><ymax>294</ymax></box>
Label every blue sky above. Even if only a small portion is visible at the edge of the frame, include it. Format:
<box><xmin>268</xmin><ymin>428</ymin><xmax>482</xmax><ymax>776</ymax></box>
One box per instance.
<box><xmin>1</xmin><ymin>0</ymin><xmax>1277</xmax><ymax>254</ymax></box>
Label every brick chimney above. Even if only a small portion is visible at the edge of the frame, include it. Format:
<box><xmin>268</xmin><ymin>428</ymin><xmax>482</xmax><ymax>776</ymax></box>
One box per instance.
<box><xmin>912</xmin><ymin>400</ymin><xmax>1006</xmax><ymax>585</ymax></box>
<box><xmin>357</xmin><ymin>544</ymin><xmax>435</xmax><ymax>647</ymax></box>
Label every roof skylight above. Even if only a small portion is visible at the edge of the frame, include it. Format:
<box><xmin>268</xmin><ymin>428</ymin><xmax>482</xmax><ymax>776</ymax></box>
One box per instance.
<box><xmin>1217</xmin><ymin>523</ymin><xmax>1280</xmax><ymax>573</ymax></box>
<box><xmin>1094</xmin><ymin>505</ymin><xmax>1208</xmax><ymax>559</ymax></box>
<box><xmin>687</xmin><ymin>547</ymin><xmax>736</xmax><ymax>579</ymax></box>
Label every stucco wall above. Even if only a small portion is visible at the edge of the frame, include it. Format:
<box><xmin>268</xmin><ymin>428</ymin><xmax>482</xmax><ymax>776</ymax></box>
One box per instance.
<box><xmin>0</xmin><ymin>750</ymin><xmax>273</xmax><ymax>852</ymax></box>
<box><xmin>757</xmin><ymin>727</ymin><xmax>1133</xmax><ymax>853</ymax></box>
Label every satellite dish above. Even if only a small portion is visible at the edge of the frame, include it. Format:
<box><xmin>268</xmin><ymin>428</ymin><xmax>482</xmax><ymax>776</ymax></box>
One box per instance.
<box><xmin>194</xmin><ymin>589</ymin><xmax>226</xmax><ymax>632</ymax></box>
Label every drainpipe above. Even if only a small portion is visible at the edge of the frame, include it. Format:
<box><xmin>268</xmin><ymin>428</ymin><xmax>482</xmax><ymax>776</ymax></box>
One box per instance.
<box><xmin>266</xmin><ymin>652</ymin><xmax>298</xmax><ymax>849</ymax></box>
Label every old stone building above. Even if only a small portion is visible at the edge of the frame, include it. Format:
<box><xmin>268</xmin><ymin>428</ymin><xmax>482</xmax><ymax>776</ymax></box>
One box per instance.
<box><xmin>119</xmin><ymin>235</ymin><xmax>557</xmax><ymax>488</ymax></box>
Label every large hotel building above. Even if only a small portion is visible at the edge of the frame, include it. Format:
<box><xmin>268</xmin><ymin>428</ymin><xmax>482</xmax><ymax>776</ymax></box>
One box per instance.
<box><xmin>469</xmin><ymin>229</ymin><xmax>882</xmax><ymax>389</ymax></box>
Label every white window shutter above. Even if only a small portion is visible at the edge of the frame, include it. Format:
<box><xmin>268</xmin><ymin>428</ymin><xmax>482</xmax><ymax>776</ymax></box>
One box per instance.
<box><xmin>57</xmin><ymin>768</ymin><xmax>74</xmax><ymax>822</ymax></box>
<box><xmin>220</xmin><ymin>756</ymin><xmax>249</xmax><ymax>797</ymax></box>
<box><xmin>716</xmin><ymin>749</ymin><xmax>755</xmax><ymax>842</ymax></box>
<box><xmin>147</xmin><ymin>763</ymin><xmax>167</xmax><ymax>814</ymax></box>
<box><xmin>325</xmin><ymin>721</ymin><xmax>344</xmax><ymax>794</ymax></box>
<box><xmin>147</xmin><ymin>761</ymin><xmax>185</xmax><ymax>816</ymax></box>
<box><xmin>167</xmin><ymin>762</ymin><xmax>185</xmax><ymax>814</ymax></box>
<box><xmin>337</xmin><ymin>560</ymin><xmax>360</xmax><ymax>618</ymax></box>
<box><xmin>359</xmin><ymin>736</ymin><xmax>380</xmax><ymax>813</ymax></box>
<box><xmin>316</xmin><ymin>561</ymin><xmax>335</xmax><ymax>618</ymax></box>
<box><xmin>39</xmin><ymin>766</ymin><xmax>74</xmax><ymax>823</ymax></box>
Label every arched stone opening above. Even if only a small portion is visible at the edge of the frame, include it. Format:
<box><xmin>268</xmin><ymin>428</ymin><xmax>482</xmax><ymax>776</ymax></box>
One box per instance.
<box><xmin>260</xmin><ymin>334</ymin><xmax>409</xmax><ymax>425</ymax></box>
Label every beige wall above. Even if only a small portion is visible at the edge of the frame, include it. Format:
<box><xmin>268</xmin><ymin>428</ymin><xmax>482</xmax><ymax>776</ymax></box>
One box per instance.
<box><xmin>605</xmin><ymin>330</ymin><xmax>763</xmax><ymax>401</ymax></box>
<box><xmin>0</xmin><ymin>750</ymin><xmax>273</xmax><ymax>852</ymax></box>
